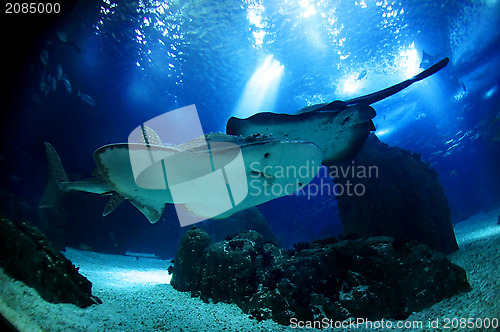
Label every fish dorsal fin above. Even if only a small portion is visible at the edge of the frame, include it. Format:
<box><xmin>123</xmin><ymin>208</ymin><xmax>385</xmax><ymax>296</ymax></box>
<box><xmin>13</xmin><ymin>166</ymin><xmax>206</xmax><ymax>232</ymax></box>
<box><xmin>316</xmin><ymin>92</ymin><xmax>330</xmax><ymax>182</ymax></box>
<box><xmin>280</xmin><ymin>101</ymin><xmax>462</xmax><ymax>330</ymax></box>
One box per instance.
<box><xmin>103</xmin><ymin>192</ymin><xmax>125</xmax><ymax>216</ymax></box>
<box><xmin>140</xmin><ymin>125</ymin><xmax>163</xmax><ymax>145</ymax></box>
<box><xmin>129</xmin><ymin>199</ymin><xmax>165</xmax><ymax>224</ymax></box>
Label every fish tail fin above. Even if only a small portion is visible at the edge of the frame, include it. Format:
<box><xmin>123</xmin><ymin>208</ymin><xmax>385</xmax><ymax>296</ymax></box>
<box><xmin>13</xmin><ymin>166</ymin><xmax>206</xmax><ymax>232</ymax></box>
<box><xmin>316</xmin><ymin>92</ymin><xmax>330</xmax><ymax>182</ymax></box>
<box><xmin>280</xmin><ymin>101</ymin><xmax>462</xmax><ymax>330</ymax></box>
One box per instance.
<box><xmin>39</xmin><ymin>142</ymin><xmax>69</xmax><ymax>209</ymax></box>
<box><xmin>45</xmin><ymin>142</ymin><xmax>69</xmax><ymax>185</ymax></box>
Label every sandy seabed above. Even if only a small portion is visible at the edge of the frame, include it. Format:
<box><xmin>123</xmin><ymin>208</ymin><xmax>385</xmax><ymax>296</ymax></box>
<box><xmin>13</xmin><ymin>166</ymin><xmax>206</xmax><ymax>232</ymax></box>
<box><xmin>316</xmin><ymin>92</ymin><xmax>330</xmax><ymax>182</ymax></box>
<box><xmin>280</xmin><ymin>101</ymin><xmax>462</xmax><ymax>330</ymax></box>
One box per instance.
<box><xmin>1</xmin><ymin>208</ymin><xmax>499</xmax><ymax>332</ymax></box>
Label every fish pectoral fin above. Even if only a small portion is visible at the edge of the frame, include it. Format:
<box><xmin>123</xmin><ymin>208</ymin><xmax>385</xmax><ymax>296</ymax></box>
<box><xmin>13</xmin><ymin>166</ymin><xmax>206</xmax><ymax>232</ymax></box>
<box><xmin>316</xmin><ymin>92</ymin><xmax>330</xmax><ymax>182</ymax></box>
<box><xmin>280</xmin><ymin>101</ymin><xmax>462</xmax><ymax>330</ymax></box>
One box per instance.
<box><xmin>103</xmin><ymin>192</ymin><xmax>125</xmax><ymax>216</ymax></box>
<box><xmin>129</xmin><ymin>199</ymin><xmax>165</xmax><ymax>224</ymax></box>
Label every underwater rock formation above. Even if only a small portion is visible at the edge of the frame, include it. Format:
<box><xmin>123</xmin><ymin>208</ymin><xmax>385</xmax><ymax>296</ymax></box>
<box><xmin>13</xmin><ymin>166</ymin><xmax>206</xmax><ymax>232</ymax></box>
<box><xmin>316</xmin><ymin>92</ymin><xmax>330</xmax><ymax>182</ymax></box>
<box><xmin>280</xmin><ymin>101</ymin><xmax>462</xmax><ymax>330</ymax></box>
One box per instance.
<box><xmin>333</xmin><ymin>134</ymin><xmax>458</xmax><ymax>254</ymax></box>
<box><xmin>171</xmin><ymin>228</ymin><xmax>470</xmax><ymax>325</ymax></box>
<box><xmin>0</xmin><ymin>218</ymin><xmax>101</xmax><ymax>307</ymax></box>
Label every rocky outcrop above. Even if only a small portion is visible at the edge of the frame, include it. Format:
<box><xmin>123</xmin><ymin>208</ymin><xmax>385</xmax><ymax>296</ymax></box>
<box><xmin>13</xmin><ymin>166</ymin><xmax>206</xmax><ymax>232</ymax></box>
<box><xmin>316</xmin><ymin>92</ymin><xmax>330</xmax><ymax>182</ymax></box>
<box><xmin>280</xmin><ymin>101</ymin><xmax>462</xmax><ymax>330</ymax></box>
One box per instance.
<box><xmin>171</xmin><ymin>228</ymin><xmax>470</xmax><ymax>325</ymax></box>
<box><xmin>333</xmin><ymin>134</ymin><xmax>458</xmax><ymax>254</ymax></box>
<box><xmin>0</xmin><ymin>218</ymin><xmax>101</xmax><ymax>307</ymax></box>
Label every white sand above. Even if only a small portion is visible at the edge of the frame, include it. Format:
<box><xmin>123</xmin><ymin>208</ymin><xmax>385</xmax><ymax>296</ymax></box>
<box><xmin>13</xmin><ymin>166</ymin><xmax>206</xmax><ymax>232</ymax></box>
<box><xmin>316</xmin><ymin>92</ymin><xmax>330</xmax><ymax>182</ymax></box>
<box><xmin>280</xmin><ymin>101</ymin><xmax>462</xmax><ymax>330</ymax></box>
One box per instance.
<box><xmin>1</xmin><ymin>208</ymin><xmax>499</xmax><ymax>331</ymax></box>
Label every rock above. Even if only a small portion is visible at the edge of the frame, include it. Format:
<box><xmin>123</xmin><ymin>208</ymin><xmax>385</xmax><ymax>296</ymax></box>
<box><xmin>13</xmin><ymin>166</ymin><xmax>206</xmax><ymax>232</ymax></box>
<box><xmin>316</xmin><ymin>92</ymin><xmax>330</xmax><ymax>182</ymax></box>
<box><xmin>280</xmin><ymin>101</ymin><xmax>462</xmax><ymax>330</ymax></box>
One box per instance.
<box><xmin>333</xmin><ymin>134</ymin><xmax>458</xmax><ymax>254</ymax></box>
<box><xmin>170</xmin><ymin>229</ymin><xmax>470</xmax><ymax>325</ymax></box>
<box><xmin>169</xmin><ymin>227</ymin><xmax>211</xmax><ymax>292</ymax></box>
<box><xmin>0</xmin><ymin>218</ymin><xmax>101</xmax><ymax>307</ymax></box>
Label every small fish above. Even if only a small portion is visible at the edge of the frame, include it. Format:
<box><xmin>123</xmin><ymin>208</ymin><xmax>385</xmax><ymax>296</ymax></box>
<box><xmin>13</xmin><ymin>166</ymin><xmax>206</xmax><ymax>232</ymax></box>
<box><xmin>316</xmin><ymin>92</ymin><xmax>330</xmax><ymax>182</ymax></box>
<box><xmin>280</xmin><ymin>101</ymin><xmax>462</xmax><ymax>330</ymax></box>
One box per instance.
<box><xmin>62</xmin><ymin>78</ymin><xmax>72</xmax><ymax>94</ymax></box>
<box><xmin>456</xmin><ymin>131</ymin><xmax>470</xmax><ymax>142</ymax></box>
<box><xmin>40</xmin><ymin>49</ymin><xmax>49</xmax><ymax>66</ymax></box>
<box><xmin>125</xmin><ymin>251</ymin><xmax>158</xmax><ymax>259</ymax></box>
<box><xmin>78</xmin><ymin>90</ymin><xmax>95</xmax><ymax>106</ymax></box>
<box><xmin>51</xmin><ymin>77</ymin><xmax>57</xmax><ymax>91</ymax></box>
<box><xmin>32</xmin><ymin>94</ymin><xmax>42</xmax><ymax>104</ymax></box>
<box><xmin>446</xmin><ymin>143</ymin><xmax>459</xmax><ymax>152</ymax></box>
<box><xmin>56</xmin><ymin>64</ymin><xmax>63</xmax><ymax>81</ymax></box>
<box><xmin>494</xmin><ymin>110</ymin><xmax>500</xmax><ymax>123</ymax></box>
<box><xmin>10</xmin><ymin>174</ymin><xmax>21</xmax><ymax>182</ymax></box>
<box><xmin>57</xmin><ymin>30</ymin><xmax>83</xmax><ymax>54</ymax></box>
<box><xmin>79</xmin><ymin>243</ymin><xmax>93</xmax><ymax>251</ymax></box>
<box><xmin>430</xmin><ymin>150</ymin><xmax>443</xmax><ymax>157</ymax></box>
<box><xmin>356</xmin><ymin>69</ymin><xmax>367</xmax><ymax>81</ymax></box>
<box><xmin>56</xmin><ymin>31</ymin><xmax>67</xmax><ymax>42</ymax></box>
<box><xmin>39</xmin><ymin>80</ymin><xmax>49</xmax><ymax>96</ymax></box>
<box><xmin>493</xmin><ymin>128</ymin><xmax>500</xmax><ymax>142</ymax></box>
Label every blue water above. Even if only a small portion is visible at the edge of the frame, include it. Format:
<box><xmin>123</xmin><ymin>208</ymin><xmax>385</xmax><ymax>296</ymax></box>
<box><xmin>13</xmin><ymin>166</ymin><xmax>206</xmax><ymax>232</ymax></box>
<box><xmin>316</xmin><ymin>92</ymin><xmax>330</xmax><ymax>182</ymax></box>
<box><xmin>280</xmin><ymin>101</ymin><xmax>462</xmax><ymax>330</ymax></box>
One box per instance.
<box><xmin>1</xmin><ymin>0</ymin><xmax>499</xmax><ymax>254</ymax></box>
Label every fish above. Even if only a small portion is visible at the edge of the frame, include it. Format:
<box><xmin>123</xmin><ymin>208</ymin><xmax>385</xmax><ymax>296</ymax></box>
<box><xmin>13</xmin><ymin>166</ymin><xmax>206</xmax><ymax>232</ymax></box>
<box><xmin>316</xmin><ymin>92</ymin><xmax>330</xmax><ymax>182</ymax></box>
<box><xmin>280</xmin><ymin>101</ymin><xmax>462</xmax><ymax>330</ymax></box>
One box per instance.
<box><xmin>78</xmin><ymin>243</ymin><xmax>93</xmax><ymax>251</ymax></box>
<box><xmin>419</xmin><ymin>50</ymin><xmax>440</xmax><ymax>69</ymax></box>
<box><xmin>32</xmin><ymin>94</ymin><xmax>42</xmax><ymax>104</ymax></box>
<box><xmin>77</xmin><ymin>91</ymin><xmax>95</xmax><ymax>106</ymax></box>
<box><xmin>493</xmin><ymin>128</ymin><xmax>500</xmax><ymax>142</ymax></box>
<box><xmin>57</xmin><ymin>30</ymin><xmax>83</xmax><ymax>54</ymax></box>
<box><xmin>40</xmin><ymin>49</ymin><xmax>49</xmax><ymax>66</ymax></box>
<box><xmin>227</xmin><ymin>58</ymin><xmax>449</xmax><ymax>164</ymax></box>
<box><xmin>51</xmin><ymin>77</ymin><xmax>57</xmax><ymax>91</ymax></box>
<box><xmin>494</xmin><ymin>110</ymin><xmax>500</xmax><ymax>123</ymax></box>
<box><xmin>42</xmin><ymin>133</ymin><xmax>322</xmax><ymax>223</ymax></box>
<box><xmin>125</xmin><ymin>251</ymin><xmax>158</xmax><ymax>259</ymax></box>
<box><xmin>62</xmin><ymin>78</ymin><xmax>72</xmax><ymax>94</ymax></box>
<box><xmin>39</xmin><ymin>79</ymin><xmax>50</xmax><ymax>96</ymax></box>
<box><xmin>56</xmin><ymin>64</ymin><xmax>63</xmax><ymax>81</ymax></box>
<box><xmin>356</xmin><ymin>69</ymin><xmax>367</xmax><ymax>81</ymax></box>
<box><xmin>446</xmin><ymin>143</ymin><xmax>460</xmax><ymax>153</ymax></box>
<box><xmin>56</xmin><ymin>31</ymin><xmax>68</xmax><ymax>42</ymax></box>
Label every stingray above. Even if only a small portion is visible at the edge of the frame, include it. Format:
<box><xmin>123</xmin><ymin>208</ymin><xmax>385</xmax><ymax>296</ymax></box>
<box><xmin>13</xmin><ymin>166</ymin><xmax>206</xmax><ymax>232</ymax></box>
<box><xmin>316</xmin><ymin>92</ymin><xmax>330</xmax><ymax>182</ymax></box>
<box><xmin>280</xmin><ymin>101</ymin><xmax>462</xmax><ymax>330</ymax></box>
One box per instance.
<box><xmin>420</xmin><ymin>50</ymin><xmax>441</xmax><ymax>70</ymax></box>
<box><xmin>227</xmin><ymin>57</ymin><xmax>449</xmax><ymax>165</ymax></box>
<box><xmin>42</xmin><ymin>133</ymin><xmax>322</xmax><ymax>223</ymax></box>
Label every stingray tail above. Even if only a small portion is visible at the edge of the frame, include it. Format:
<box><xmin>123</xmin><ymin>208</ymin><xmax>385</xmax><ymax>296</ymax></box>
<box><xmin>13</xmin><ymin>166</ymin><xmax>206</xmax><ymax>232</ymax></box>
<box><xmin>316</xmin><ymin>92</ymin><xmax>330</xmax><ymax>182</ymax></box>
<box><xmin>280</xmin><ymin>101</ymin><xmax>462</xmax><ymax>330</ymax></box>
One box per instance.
<box><xmin>344</xmin><ymin>57</ymin><xmax>450</xmax><ymax>106</ymax></box>
<box><xmin>39</xmin><ymin>143</ymin><xmax>69</xmax><ymax>209</ymax></box>
<box><xmin>412</xmin><ymin>57</ymin><xmax>449</xmax><ymax>82</ymax></box>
